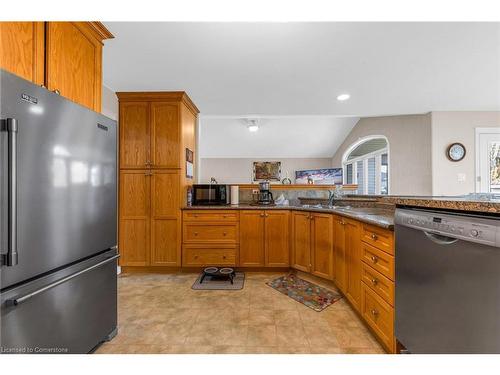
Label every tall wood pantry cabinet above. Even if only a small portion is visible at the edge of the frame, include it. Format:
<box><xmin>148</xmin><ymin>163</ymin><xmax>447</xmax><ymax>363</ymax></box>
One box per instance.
<box><xmin>117</xmin><ymin>92</ymin><xmax>199</xmax><ymax>268</ymax></box>
<box><xmin>0</xmin><ymin>21</ymin><xmax>113</xmax><ymax>112</ymax></box>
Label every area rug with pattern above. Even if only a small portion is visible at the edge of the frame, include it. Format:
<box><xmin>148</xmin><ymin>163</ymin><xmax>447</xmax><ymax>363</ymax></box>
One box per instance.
<box><xmin>266</xmin><ymin>273</ymin><xmax>342</xmax><ymax>311</ymax></box>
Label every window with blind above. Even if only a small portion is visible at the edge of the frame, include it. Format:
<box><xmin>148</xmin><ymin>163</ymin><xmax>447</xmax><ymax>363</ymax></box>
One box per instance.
<box><xmin>342</xmin><ymin>137</ymin><xmax>389</xmax><ymax>195</ymax></box>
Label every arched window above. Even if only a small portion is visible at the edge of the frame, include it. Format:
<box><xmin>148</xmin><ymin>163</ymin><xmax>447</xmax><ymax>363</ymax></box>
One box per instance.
<box><xmin>342</xmin><ymin>136</ymin><xmax>389</xmax><ymax>195</ymax></box>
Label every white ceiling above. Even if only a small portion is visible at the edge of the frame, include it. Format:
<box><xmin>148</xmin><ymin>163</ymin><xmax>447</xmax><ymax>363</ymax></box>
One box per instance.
<box><xmin>102</xmin><ymin>22</ymin><xmax>500</xmax><ymax>116</ymax></box>
<box><xmin>199</xmin><ymin>117</ymin><xmax>358</xmax><ymax>158</ymax></box>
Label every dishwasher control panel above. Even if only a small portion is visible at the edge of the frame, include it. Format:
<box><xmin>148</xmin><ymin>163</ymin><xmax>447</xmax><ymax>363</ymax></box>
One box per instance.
<box><xmin>395</xmin><ymin>208</ymin><xmax>500</xmax><ymax>247</ymax></box>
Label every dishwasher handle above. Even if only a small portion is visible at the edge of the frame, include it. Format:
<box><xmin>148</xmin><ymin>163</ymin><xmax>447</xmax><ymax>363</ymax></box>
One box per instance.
<box><xmin>424</xmin><ymin>231</ymin><xmax>459</xmax><ymax>245</ymax></box>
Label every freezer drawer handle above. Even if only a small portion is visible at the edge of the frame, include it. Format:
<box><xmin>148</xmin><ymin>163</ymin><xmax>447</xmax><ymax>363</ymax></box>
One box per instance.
<box><xmin>6</xmin><ymin>254</ymin><xmax>120</xmax><ymax>306</ymax></box>
<box><xmin>1</xmin><ymin>118</ymin><xmax>18</xmax><ymax>267</ymax></box>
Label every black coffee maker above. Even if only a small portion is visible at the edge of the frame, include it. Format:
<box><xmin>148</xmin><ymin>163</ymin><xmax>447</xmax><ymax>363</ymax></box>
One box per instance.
<box><xmin>258</xmin><ymin>181</ymin><xmax>274</xmax><ymax>205</ymax></box>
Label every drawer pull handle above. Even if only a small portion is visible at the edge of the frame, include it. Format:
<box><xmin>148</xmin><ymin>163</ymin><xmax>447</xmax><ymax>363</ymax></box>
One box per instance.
<box><xmin>223</xmin><ymin>232</ymin><xmax>227</xmax><ymax>236</ymax></box>
<box><xmin>222</xmin><ymin>256</ymin><xmax>226</xmax><ymax>259</ymax></box>
<box><xmin>223</xmin><ymin>215</ymin><xmax>227</xmax><ymax>218</ymax></box>
<box><xmin>370</xmin><ymin>256</ymin><xmax>378</xmax><ymax>263</ymax></box>
<box><xmin>371</xmin><ymin>233</ymin><xmax>378</xmax><ymax>240</ymax></box>
<box><xmin>194</xmin><ymin>215</ymin><xmax>198</xmax><ymax>218</ymax></box>
<box><xmin>371</xmin><ymin>309</ymin><xmax>379</xmax><ymax>316</ymax></box>
<box><xmin>194</xmin><ymin>255</ymin><xmax>198</xmax><ymax>259</ymax></box>
<box><xmin>194</xmin><ymin>232</ymin><xmax>199</xmax><ymax>236</ymax></box>
<box><xmin>371</xmin><ymin>278</ymin><xmax>378</xmax><ymax>286</ymax></box>
<box><xmin>260</xmin><ymin>213</ymin><xmax>265</xmax><ymax>217</ymax></box>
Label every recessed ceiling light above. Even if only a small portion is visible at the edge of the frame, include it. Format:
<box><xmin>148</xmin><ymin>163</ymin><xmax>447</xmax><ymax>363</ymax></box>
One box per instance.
<box><xmin>246</xmin><ymin>119</ymin><xmax>259</xmax><ymax>132</ymax></box>
<box><xmin>337</xmin><ymin>94</ymin><xmax>350</xmax><ymax>101</ymax></box>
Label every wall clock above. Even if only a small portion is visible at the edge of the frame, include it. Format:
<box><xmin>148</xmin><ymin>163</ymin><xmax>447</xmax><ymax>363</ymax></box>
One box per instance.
<box><xmin>446</xmin><ymin>143</ymin><xmax>466</xmax><ymax>162</ymax></box>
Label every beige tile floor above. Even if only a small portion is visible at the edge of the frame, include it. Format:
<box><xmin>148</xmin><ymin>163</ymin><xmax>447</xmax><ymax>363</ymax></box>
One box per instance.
<box><xmin>95</xmin><ymin>271</ymin><xmax>384</xmax><ymax>354</ymax></box>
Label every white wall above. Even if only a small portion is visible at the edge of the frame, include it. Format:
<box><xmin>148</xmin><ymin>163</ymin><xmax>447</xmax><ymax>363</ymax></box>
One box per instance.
<box><xmin>431</xmin><ymin>111</ymin><xmax>500</xmax><ymax>196</ymax></box>
<box><xmin>102</xmin><ymin>85</ymin><xmax>119</xmax><ymax>120</ymax></box>
<box><xmin>199</xmin><ymin>158</ymin><xmax>333</xmax><ymax>184</ymax></box>
<box><xmin>332</xmin><ymin>114</ymin><xmax>433</xmax><ymax>196</ymax></box>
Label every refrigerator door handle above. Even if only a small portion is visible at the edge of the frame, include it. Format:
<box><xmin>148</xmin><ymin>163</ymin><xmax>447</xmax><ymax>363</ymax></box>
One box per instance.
<box><xmin>1</xmin><ymin>118</ymin><xmax>18</xmax><ymax>267</ymax></box>
<box><xmin>6</xmin><ymin>254</ymin><xmax>120</xmax><ymax>306</ymax></box>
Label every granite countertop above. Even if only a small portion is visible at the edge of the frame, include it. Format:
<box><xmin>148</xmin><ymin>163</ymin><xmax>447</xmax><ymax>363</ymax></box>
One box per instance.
<box><xmin>183</xmin><ymin>204</ymin><xmax>394</xmax><ymax>230</ymax></box>
<box><xmin>391</xmin><ymin>195</ymin><xmax>500</xmax><ymax>214</ymax></box>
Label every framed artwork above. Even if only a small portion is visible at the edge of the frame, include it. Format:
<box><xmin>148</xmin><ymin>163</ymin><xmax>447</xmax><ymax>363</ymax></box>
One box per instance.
<box><xmin>253</xmin><ymin>161</ymin><xmax>281</xmax><ymax>181</ymax></box>
<box><xmin>295</xmin><ymin>168</ymin><xmax>343</xmax><ymax>185</ymax></box>
<box><xmin>185</xmin><ymin>148</ymin><xmax>194</xmax><ymax>179</ymax></box>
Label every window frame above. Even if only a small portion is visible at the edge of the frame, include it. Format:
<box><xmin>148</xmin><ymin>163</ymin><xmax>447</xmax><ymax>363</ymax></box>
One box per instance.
<box><xmin>342</xmin><ymin>135</ymin><xmax>390</xmax><ymax>195</ymax></box>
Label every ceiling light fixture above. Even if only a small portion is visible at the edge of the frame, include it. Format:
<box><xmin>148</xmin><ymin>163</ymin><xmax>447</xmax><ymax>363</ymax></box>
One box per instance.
<box><xmin>246</xmin><ymin>119</ymin><xmax>259</xmax><ymax>132</ymax></box>
<box><xmin>337</xmin><ymin>93</ymin><xmax>350</xmax><ymax>101</ymax></box>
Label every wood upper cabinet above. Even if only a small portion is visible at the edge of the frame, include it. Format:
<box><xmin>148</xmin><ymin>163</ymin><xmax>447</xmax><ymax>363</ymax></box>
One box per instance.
<box><xmin>119</xmin><ymin>170</ymin><xmax>150</xmax><ymax>266</ymax></box>
<box><xmin>239</xmin><ymin>210</ymin><xmax>266</xmax><ymax>267</ymax></box>
<box><xmin>119</xmin><ymin>102</ymin><xmax>150</xmax><ymax>168</ymax></box>
<box><xmin>151</xmin><ymin>102</ymin><xmax>180</xmax><ymax>168</ymax></box>
<box><xmin>311</xmin><ymin>213</ymin><xmax>334</xmax><ymax>280</ymax></box>
<box><xmin>239</xmin><ymin>210</ymin><xmax>289</xmax><ymax>267</ymax></box>
<box><xmin>0</xmin><ymin>22</ymin><xmax>45</xmax><ymax>84</ymax></box>
<box><xmin>1</xmin><ymin>21</ymin><xmax>112</xmax><ymax>112</ymax></box>
<box><xmin>150</xmin><ymin>170</ymin><xmax>181</xmax><ymax>266</ymax></box>
<box><xmin>291</xmin><ymin>211</ymin><xmax>311</xmax><ymax>272</ymax></box>
<box><xmin>45</xmin><ymin>22</ymin><xmax>112</xmax><ymax>112</ymax></box>
<box><xmin>333</xmin><ymin>215</ymin><xmax>347</xmax><ymax>293</ymax></box>
<box><xmin>345</xmin><ymin>219</ymin><xmax>362</xmax><ymax>311</ymax></box>
<box><xmin>265</xmin><ymin>211</ymin><xmax>290</xmax><ymax>267</ymax></box>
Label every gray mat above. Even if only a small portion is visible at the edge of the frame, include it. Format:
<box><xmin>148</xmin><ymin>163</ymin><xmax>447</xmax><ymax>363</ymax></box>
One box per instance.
<box><xmin>191</xmin><ymin>272</ymin><xmax>245</xmax><ymax>290</ymax></box>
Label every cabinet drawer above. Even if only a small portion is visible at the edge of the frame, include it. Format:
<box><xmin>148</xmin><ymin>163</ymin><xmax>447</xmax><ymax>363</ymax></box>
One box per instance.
<box><xmin>361</xmin><ymin>283</ymin><xmax>394</xmax><ymax>351</ymax></box>
<box><xmin>182</xmin><ymin>246</ymin><xmax>237</xmax><ymax>266</ymax></box>
<box><xmin>362</xmin><ymin>224</ymin><xmax>394</xmax><ymax>255</ymax></box>
<box><xmin>361</xmin><ymin>242</ymin><xmax>394</xmax><ymax>280</ymax></box>
<box><xmin>183</xmin><ymin>223</ymin><xmax>238</xmax><ymax>243</ymax></box>
<box><xmin>183</xmin><ymin>210</ymin><xmax>239</xmax><ymax>222</ymax></box>
<box><xmin>361</xmin><ymin>263</ymin><xmax>394</xmax><ymax>306</ymax></box>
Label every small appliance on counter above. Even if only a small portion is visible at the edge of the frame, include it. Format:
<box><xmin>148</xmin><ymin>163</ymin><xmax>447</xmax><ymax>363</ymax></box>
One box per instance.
<box><xmin>255</xmin><ymin>181</ymin><xmax>274</xmax><ymax>205</ymax></box>
<box><xmin>192</xmin><ymin>184</ymin><xmax>231</xmax><ymax>205</ymax></box>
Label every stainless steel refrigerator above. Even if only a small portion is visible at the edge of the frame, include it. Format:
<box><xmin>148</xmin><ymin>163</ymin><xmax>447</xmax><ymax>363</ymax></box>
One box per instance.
<box><xmin>0</xmin><ymin>69</ymin><xmax>118</xmax><ymax>354</ymax></box>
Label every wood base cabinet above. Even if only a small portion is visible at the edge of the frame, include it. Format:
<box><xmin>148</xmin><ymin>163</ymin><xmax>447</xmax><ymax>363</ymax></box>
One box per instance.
<box><xmin>291</xmin><ymin>211</ymin><xmax>334</xmax><ymax>280</ymax></box>
<box><xmin>238</xmin><ymin>210</ymin><xmax>290</xmax><ymax>267</ymax></box>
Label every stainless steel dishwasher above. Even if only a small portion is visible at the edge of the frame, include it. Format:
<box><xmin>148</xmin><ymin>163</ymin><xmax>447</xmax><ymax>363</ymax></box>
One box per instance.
<box><xmin>395</xmin><ymin>207</ymin><xmax>500</xmax><ymax>353</ymax></box>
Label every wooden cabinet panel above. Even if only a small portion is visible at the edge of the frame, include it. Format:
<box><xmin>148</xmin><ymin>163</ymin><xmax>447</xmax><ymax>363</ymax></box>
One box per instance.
<box><xmin>361</xmin><ymin>242</ymin><xmax>394</xmax><ymax>281</ymax></box>
<box><xmin>311</xmin><ymin>213</ymin><xmax>334</xmax><ymax>280</ymax></box>
<box><xmin>45</xmin><ymin>22</ymin><xmax>103</xmax><ymax>111</ymax></box>
<box><xmin>183</xmin><ymin>245</ymin><xmax>237</xmax><ymax>266</ymax></box>
<box><xmin>362</xmin><ymin>224</ymin><xmax>394</xmax><ymax>255</ymax></box>
<box><xmin>183</xmin><ymin>223</ymin><xmax>238</xmax><ymax>243</ymax></box>
<box><xmin>151</xmin><ymin>102</ymin><xmax>180</xmax><ymax>168</ymax></box>
<box><xmin>291</xmin><ymin>211</ymin><xmax>311</xmax><ymax>272</ymax></box>
<box><xmin>345</xmin><ymin>219</ymin><xmax>362</xmax><ymax>311</ymax></box>
<box><xmin>119</xmin><ymin>170</ymin><xmax>150</xmax><ymax>266</ymax></box>
<box><xmin>239</xmin><ymin>210</ymin><xmax>265</xmax><ymax>267</ymax></box>
<box><xmin>361</xmin><ymin>283</ymin><xmax>394</xmax><ymax>351</ymax></box>
<box><xmin>151</xmin><ymin>170</ymin><xmax>180</xmax><ymax>266</ymax></box>
<box><xmin>0</xmin><ymin>22</ymin><xmax>45</xmax><ymax>84</ymax></box>
<box><xmin>333</xmin><ymin>215</ymin><xmax>347</xmax><ymax>293</ymax></box>
<box><xmin>120</xmin><ymin>102</ymin><xmax>150</xmax><ymax>169</ymax></box>
<box><xmin>183</xmin><ymin>210</ymin><xmax>238</xmax><ymax>222</ymax></box>
<box><xmin>362</xmin><ymin>263</ymin><xmax>394</xmax><ymax>306</ymax></box>
<box><xmin>265</xmin><ymin>211</ymin><xmax>290</xmax><ymax>267</ymax></box>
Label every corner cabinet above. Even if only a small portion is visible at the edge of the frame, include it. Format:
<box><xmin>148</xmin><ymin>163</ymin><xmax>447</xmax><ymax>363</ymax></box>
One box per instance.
<box><xmin>0</xmin><ymin>21</ymin><xmax>113</xmax><ymax>112</ymax></box>
<box><xmin>239</xmin><ymin>210</ymin><xmax>290</xmax><ymax>267</ymax></box>
<box><xmin>118</xmin><ymin>92</ymin><xmax>199</xmax><ymax>268</ymax></box>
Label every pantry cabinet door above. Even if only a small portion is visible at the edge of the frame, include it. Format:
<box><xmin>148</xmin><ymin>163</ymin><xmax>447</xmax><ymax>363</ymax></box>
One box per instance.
<box><xmin>119</xmin><ymin>102</ymin><xmax>151</xmax><ymax>169</ymax></box>
<box><xmin>150</xmin><ymin>170</ymin><xmax>181</xmax><ymax>266</ymax></box>
<box><xmin>239</xmin><ymin>210</ymin><xmax>265</xmax><ymax>267</ymax></box>
<box><xmin>265</xmin><ymin>211</ymin><xmax>290</xmax><ymax>267</ymax></box>
<box><xmin>119</xmin><ymin>170</ymin><xmax>151</xmax><ymax>266</ymax></box>
<box><xmin>0</xmin><ymin>22</ymin><xmax>45</xmax><ymax>85</ymax></box>
<box><xmin>291</xmin><ymin>211</ymin><xmax>311</xmax><ymax>272</ymax></box>
<box><xmin>151</xmin><ymin>102</ymin><xmax>180</xmax><ymax>168</ymax></box>
<box><xmin>311</xmin><ymin>213</ymin><xmax>334</xmax><ymax>280</ymax></box>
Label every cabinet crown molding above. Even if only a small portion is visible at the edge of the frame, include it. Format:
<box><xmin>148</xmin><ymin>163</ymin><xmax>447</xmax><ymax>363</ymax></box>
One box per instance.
<box><xmin>116</xmin><ymin>91</ymin><xmax>200</xmax><ymax>115</ymax></box>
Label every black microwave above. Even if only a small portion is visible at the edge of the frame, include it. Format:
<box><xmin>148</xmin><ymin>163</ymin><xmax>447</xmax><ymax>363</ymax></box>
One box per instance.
<box><xmin>192</xmin><ymin>184</ymin><xmax>231</xmax><ymax>205</ymax></box>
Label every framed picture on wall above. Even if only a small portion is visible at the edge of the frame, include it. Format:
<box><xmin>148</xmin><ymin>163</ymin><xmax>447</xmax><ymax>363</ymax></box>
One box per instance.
<box><xmin>186</xmin><ymin>148</ymin><xmax>194</xmax><ymax>179</ymax></box>
<box><xmin>253</xmin><ymin>161</ymin><xmax>281</xmax><ymax>181</ymax></box>
<box><xmin>295</xmin><ymin>168</ymin><xmax>343</xmax><ymax>185</ymax></box>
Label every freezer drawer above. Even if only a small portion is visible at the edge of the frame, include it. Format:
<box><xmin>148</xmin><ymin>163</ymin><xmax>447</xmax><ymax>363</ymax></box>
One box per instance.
<box><xmin>0</xmin><ymin>250</ymin><xmax>118</xmax><ymax>354</ymax></box>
